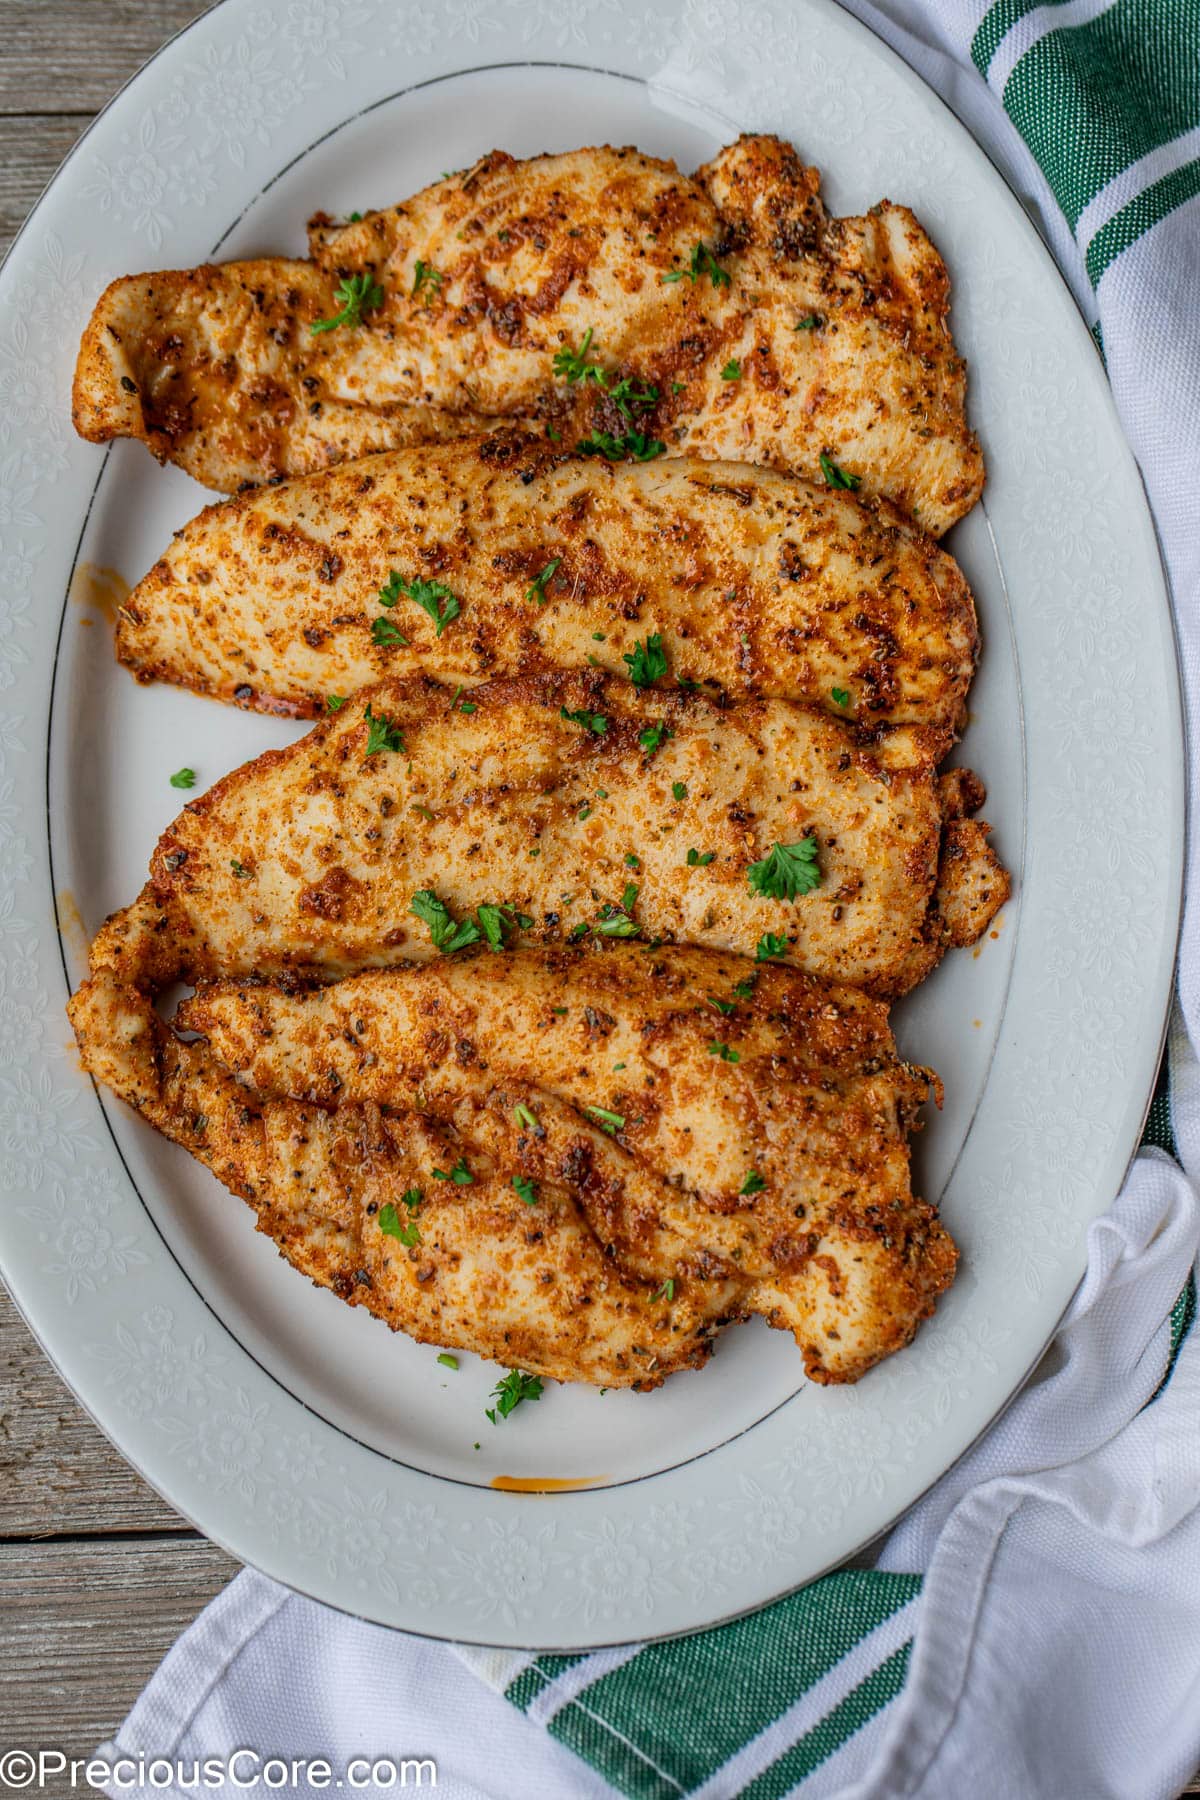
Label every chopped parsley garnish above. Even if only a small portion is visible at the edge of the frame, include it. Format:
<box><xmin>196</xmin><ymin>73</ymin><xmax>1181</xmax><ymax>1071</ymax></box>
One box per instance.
<box><xmin>577</xmin><ymin>428</ymin><xmax>665</xmax><ymax>463</ymax></box>
<box><xmin>363</xmin><ymin>702</ymin><xmax>405</xmax><ymax>757</ymax></box>
<box><xmin>485</xmin><ymin>1369</ymin><xmax>544</xmax><ymax>1424</ymax></box>
<box><xmin>476</xmin><ymin>902</ymin><xmax>517</xmax><ymax>952</ymax></box>
<box><xmin>708</xmin><ymin>1041</ymin><xmax>740</xmax><ymax>1063</ymax></box>
<box><xmin>747</xmin><ymin>838</ymin><xmax>821</xmax><ymax>900</ymax></box>
<box><xmin>707</xmin><ymin>993</ymin><xmax>735</xmax><ymax>1016</ymax></box>
<box><xmin>230</xmin><ymin>859</ymin><xmax>252</xmax><ymax>880</ymax></box>
<box><xmin>721</xmin><ymin>359</ymin><xmax>742</xmax><ymax>381</ymax></box>
<box><xmin>740</xmin><ymin>1170</ymin><xmax>767</xmax><ymax>1195</ymax></box>
<box><xmin>672</xmin><ymin>780</ymin><xmax>688</xmax><ymax>802</ymax></box>
<box><xmin>819</xmin><ymin>451</ymin><xmax>861</xmax><ymax>492</ymax></box>
<box><xmin>831</xmin><ymin>687</ymin><xmax>850</xmax><ymax>708</ymax></box>
<box><xmin>325</xmin><ymin>694</ymin><xmax>347</xmax><ymax>711</ymax></box>
<box><xmin>608</xmin><ymin>376</ymin><xmax>659</xmax><ymax>419</ymax></box>
<box><xmin>755</xmin><ymin>931</ymin><xmax>790</xmax><ymax>962</ymax></box>
<box><xmin>671</xmin><ymin>380</ymin><xmax>686</xmax><ymax>393</ymax></box>
<box><xmin>650</xmin><ymin>1278</ymin><xmax>676</xmax><ymax>1302</ymax></box>
<box><xmin>169</xmin><ymin>767</ymin><xmax>196</xmax><ymax>790</ymax></box>
<box><xmin>348</xmin><ymin>211</ymin><xmax>363</xmax><ymax>222</ymax></box>
<box><xmin>560</xmin><ymin>706</ymin><xmax>608</xmax><ymax>735</ymax></box>
<box><xmin>514</xmin><ymin>1102</ymin><xmax>540</xmax><ymax>1130</ymax></box>
<box><xmin>379</xmin><ymin>570</ymin><xmax>461</xmax><ymax>637</ymax></box>
<box><xmin>371</xmin><ymin>616</ymin><xmax>409</xmax><ymax>647</ymax></box>
<box><xmin>661</xmin><ymin>241</ymin><xmax>731</xmax><ymax>288</ymax></box>
<box><xmin>379</xmin><ymin>1198</ymin><xmax>421</xmax><ymax>1247</ymax></box>
<box><xmin>638</xmin><ymin>721</ymin><xmax>671</xmax><ymax>757</ymax></box>
<box><xmin>593</xmin><ymin>894</ymin><xmax>639</xmax><ymax>937</ymax></box>
<box><xmin>512</xmin><ymin>1174</ymin><xmax>538</xmax><ymax>1205</ymax></box>
<box><xmin>411</xmin><ymin>259</ymin><xmax>443</xmax><ymax>301</ymax></box>
<box><xmin>587</xmin><ymin>1105</ymin><xmax>626</xmax><ymax>1133</ymax></box>
<box><xmin>311</xmin><ymin>272</ymin><xmax>384</xmax><ymax>334</ymax></box>
<box><xmin>432</xmin><ymin>1156</ymin><xmax>474</xmax><ymax>1185</ymax></box>
<box><xmin>410</xmin><ymin>888</ymin><xmax>481</xmax><ymax>955</ymax></box>
<box><xmin>525</xmin><ymin>558</ymin><xmax>561</xmax><ymax>604</ymax></box>
<box><xmin>624</xmin><ymin>852</ymin><xmax>640</xmax><ymax>869</ymax></box>
<box><xmin>794</xmin><ymin>314</ymin><xmax>820</xmax><ymax>331</ymax></box>
<box><xmin>623</xmin><ymin>633</ymin><xmax>669</xmax><ymax>687</ymax></box>
<box><xmin>553</xmin><ymin>327</ymin><xmax>606</xmax><ymax>385</ymax></box>
<box><xmin>437</xmin><ymin>1353</ymin><xmax>459</xmax><ymax>1370</ymax></box>
<box><xmin>732</xmin><ymin>976</ymin><xmax>757</xmax><ymax>1000</ymax></box>
<box><xmin>686</xmin><ymin>848</ymin><xmax>715</xmax><ymax>867</ymax></box>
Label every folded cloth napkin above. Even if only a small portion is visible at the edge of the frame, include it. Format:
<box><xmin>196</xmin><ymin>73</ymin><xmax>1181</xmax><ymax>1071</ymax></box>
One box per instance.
<box><xmin>94</xmin><ymin>0</ymin><xmax>1200</xmax><ymax>1794</ymax></box>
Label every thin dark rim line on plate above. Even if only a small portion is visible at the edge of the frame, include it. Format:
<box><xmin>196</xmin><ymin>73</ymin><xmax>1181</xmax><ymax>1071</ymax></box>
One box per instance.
<box><xmin>7</xmin><ymin>1</ymin><xmax>1180</xmax><ymax>1649</ymax></box>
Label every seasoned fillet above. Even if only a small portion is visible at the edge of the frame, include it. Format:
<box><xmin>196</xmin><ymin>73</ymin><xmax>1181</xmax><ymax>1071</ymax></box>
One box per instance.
<box><xmin>117</xmin><ymin>438</ymin><xmax>978</xmax><ymax>731</ymax></box>
<box><xmin>68</xmin><ymin>933</ymin><xmax>955</xmax><ymax>1386</ymax></box>
<box><xmin>74</xmin><ymin>136</ymin><xmax>983</xmax><ymax>531</ymax></box>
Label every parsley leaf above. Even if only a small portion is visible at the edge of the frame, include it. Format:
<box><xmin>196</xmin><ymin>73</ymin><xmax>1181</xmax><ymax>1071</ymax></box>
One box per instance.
<box><xmin>748</xmin><ymin>838</ymin><xmax>821</xmax><ymax>900</ymax></box>
<box><xmin>721</xmin><ymin>359</ymin><xmax>742</xmax><ymax>381</ymax></box>
<box><xmin>623</xmin><ymin>633</ymin><xmax>669</xmax><ymax>687</ymax></box>
<box><xmin>707</xmin><ymin>993</ymin><xmax>736</xmax><ymax>1016</ymax></box>
<box><xmin>686</xmin><ymin>848</ymin><xmax>715</xmax><ymax>867</ymax></box>
<box><xmin>661</xmin><ymin>241</ymin><xmax>731</xmax><ymax>288</ymax></box>
<box><xmin>379</xmin><ymin>1200</ymin><xmax>420</xmax><ymax>1247</ymax></box>
<box><xmin>379</xmin><ymin>570</ymin><xmax>461</xmax><ymax>637</ymax></box>
<box><xmin>560</xmin><ymin>706</ymin><xmax>608</xmax><ymax>735</ymax></box>
<box><xmin>732</xmin><ymin>975</ymin><xmax>757</xmax><ymax>1000</ymax></box>
<box><xmin>672</xmin><ymin>780</ymin><xmax>688</xmax><ymax>802</ymax></box>
<box><xmin>409</xmin><ymin>889</ymin><xmax>481</xmax><ymax>955</ymax></box>
<box><xmin>432</xmin><ymin>1156</ymin><xmax>474</xmax><ymax>1185</ymax></box>
<box><xmin>512</xmin><ymin>1174</ymin><xmax>538</xmax><ymax>1206</ymax></box>
<box><xmin>169</xmin><ymin>767</ymin><xmax>196</xmax><ymax>790</ymax></box>
<box><xmin>831</xmin><ymin>687</ymin><xmax>850</xmax><ymax>708</ymax></box>
<box><xmin>525</xmin><ymin>558</ymin><xmax>561</xmax><ymax>604</ymax></box>
<box><xmin>411</xmin><ymin>259</ymin><xmax>443</xmax><ymax>301</ymax></box>
<box><xmin>363</xmin><ymin>701</ymin><xmax>405</xmax><ymax>757</ymax></box>
<box><xmin>476</xmin><ymin>902</ymin><xmax>515</xmax><ymax>952</ymax></box>
<box><xmin>740</xmin><ymin>1170</ymin><xmax>767</xmax><ymax>1195</ymax></box>
<box><xmin>437</xmin><ymin>1353</ymin><xmax>459</xmax><ymax>1369</ymax></box>
<box><xmin>230</xmin><ymin>859</ymin><xmax>253</xmax><ymax>880</ymax></box>
<box><xmin>819</xmin><ymin>451</ymin><xmax>862</xmax><ymax>491</ymax></box>
<box><xmin>577</xmin><ymin>429</ymin><xmax>665</xmax><ymax>462</ymax></box>
<box><xmin>553</xmin><ymin>328</ymin><xmax>606</xmax><ymax>385</ymax></box>
<box><xmin>638</xmin><ymin>721</ymin><xmax>671</xmax><ymax>757</ymax></box>
<box><xmin>326</xmin><ymin>693</ymin><xmax>346</xmax><ymax>711</ymax></box>
<box><xmin>514</xmin><ymin>1102</ymin><xmax>540</xmax><ymax>1131</ymax></box>
<box><xmin>650</xmin><ymin>1278</ymin><xmax>676</xmax><ymax>1302</ymax></box>
<box><xmin>708</xmin><ymin>1041</ymin><xmax>740</xmax><ymax>1063</ymax></box>
<box><xmin>485</xmin><ymin>1369</ymin><xmax>544</xmax><ymax>1424</ymax></box>
<box><xmin>794</xmin><ymin>314</ymin><xmax>821</xmax><ymax>331</ymax></box>
<box><xmin>755</xmin><ymin>931</ymin><xmax>790</xmax><ymax>962</ymax></box>
<box><xmin>311</xmin><ymin>272</ymin><xmax>384</xmax><ymax>334</ymax></box>
<box><xmin>608</xmin><ymin>376</ymin><xmax>659</xmax><ymax>419</ymax></box>
<box><xmin>371</xmin><ymin>616</ymin><xmax>409</xmax><ymax>647</ymax></box>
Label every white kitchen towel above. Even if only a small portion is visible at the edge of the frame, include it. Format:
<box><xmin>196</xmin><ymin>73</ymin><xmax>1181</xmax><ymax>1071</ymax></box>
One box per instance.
<box><xmin>93</xmin><ymin>0</ymin><xmax>1200</xmax><ymax>1793</ymax></box>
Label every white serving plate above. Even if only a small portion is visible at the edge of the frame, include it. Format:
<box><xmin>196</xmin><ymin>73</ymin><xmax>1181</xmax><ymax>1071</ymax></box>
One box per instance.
<box><xmin>0</xmin><ymin>0</ymin><xmax>1181</xmax><ymax>1646</ymax></box>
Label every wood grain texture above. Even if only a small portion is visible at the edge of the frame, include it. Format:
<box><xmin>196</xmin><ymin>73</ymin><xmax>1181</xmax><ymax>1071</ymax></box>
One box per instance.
<box><xmin>0</xmin><ymin>115</ymin><xmax>92</xmax><ymax>258</ymax></box>
<box><xmin>0</xmin><ymin>1284</ymin><xmax>180</xmax><ymax>1537</ymax></box>
<box><xmin>0</xmin><ymin>1538</ymin><xmax>239</xmax><ymax>1754</ymax></box>
<box><xmin>0</xmin><ymin>1</ymin><xmax>210</xmax><ymax>115</ymax></box>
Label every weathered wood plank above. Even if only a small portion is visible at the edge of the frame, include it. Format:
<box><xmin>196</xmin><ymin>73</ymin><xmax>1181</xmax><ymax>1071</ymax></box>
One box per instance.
<box><xmin>0</xmin><ymin>1283</ymin><xmax>183</xmax><ymax>1536</ymax></box>
<box><xmin>0</xmin><ymin>2</ymin><xmax>210</xmax><ymax>116</ymax></box>
<box><xmin>0</xmin><ymin>114</ymin><xmax>92</xmax><ymax>257</ymax></box>
<box><xmin>0</xmin><ymin>1538</ymin><xmax>239</xmax><ymax>1755</ymax></box>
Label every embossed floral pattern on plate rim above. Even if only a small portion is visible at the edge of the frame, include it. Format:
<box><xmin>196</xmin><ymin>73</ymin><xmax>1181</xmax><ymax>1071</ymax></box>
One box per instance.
<box><xmin>0</xmin><ymin>0</ymin><xmax>1183</xmax><ymax>1645</ymax></box>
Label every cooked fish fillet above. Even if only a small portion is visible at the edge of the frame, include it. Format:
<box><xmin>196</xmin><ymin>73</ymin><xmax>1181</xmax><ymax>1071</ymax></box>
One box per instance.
<box><xmin>118</xmin><ymin>437</ymin><xmax>978</xmax><ymax>731</ymax></box>
<box><xmin>69</xmin><ymin>930</ymin><xmax>956</xmax><ymax>1385</ymax></box>
<box><xmin>74</xmin><ymin>135</ymin><xmax>983</xmax><ymax>533</ymax></box>
<box><xmin>90</xmin><ymin>670</ymin><xmax>1007</xmax><ymax>999</ymax></box>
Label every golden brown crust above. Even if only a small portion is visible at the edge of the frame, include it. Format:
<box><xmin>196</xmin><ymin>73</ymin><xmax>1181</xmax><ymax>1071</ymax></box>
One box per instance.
<box><xmin>74</xmin><ymin>137</ymin><xmax>983</xmax><ymax>531</ymax></box>
<box><xmin>116</xmin><ymin>437</ymin><xmax>978</xmax><ymax>732</ymax></box>
<box><xmin>111</xmin><ymin>669</ymin><xmax>1004</xmax><ymax>998</ymax></box>
<box><xmin>68</xmin><ymin>931</ymin><xmax>956</xmax><ymax>1386</ymax></box>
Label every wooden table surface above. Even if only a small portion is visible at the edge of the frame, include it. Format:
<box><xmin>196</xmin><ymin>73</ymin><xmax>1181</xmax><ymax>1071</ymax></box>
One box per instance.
<box><xmin>1</xmin><ymin>2</ymin><xmax>1194</xmax><ymax>1786</ymax></box>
